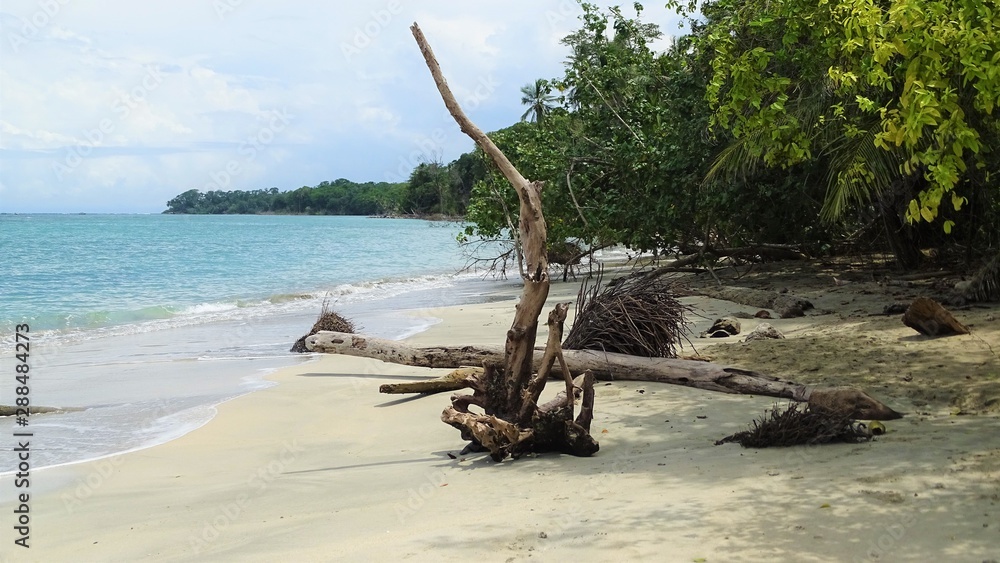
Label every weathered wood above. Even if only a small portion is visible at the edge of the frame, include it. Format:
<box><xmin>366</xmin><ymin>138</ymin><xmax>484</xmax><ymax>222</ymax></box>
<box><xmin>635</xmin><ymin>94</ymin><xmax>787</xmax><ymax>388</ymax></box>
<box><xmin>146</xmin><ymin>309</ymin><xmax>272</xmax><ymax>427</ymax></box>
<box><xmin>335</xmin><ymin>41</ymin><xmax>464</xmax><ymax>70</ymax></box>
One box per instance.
<box><xmin>902</xmin><ymin>297</ymin><xmax>970</xmax><ymax>336</ymax></box>
<box><xmin>808</xmin><ymin>387</ymin><xmax>903</xmax><ymax>420</ymax></box>
<box><xmin>307</xmin><ymin>330</ymin><xmax>809</xmax><ymax>398</ymax></box>
<box><xmin>693</xmin><ymin>286</ymin><xmax>814</xmax><ymax>318</ymax></box>
<box><xmin>538</xmin><ymin>372</ymin><xmax>597</xmax><ymax>432</ymax></box>
<box><xmin>307</xmin><ymin>331</ymin><xmax>502</xmax><ymax>368</ymax></box>
<box><xmin>378</xmin><ymin>367</ymin><xmax>477</xmax><ymax>395</ymax></box>
<box><xmin>0</xmin><ymin>405</ymin><xmax>77</xmax><ymax>417</ymax></box>
<box><xmin>307</xmin><ymin>330</ymin><xmax>902</xmax><ymax>420</ymax></box>
<box><xmin>411</xmin><ymin>22</ymin><xmax>597</xmax><ymax>460</ymax></box>
<box><xmin>575</xmin><ymin>371</ymin><xmax>596</xmax><ymax>431</ymax></box>
<box><xmin>559</xmin><ymin>349</ymin><xmax>815</xmax><ymax>400</ymax></box>
<box><xmin>412</xmin><ymin>21</ymin><xmax>550</xmax><ymax>401</ymax></box>
<box><xmin>519</xmin><ymin>303</ymin><xmax>572</xmax><ymax>425</ymax></box>
<box><xmin>440</xmin><ymin>406</ymin><xmax>531</xmax><ymax>462</ymax></box>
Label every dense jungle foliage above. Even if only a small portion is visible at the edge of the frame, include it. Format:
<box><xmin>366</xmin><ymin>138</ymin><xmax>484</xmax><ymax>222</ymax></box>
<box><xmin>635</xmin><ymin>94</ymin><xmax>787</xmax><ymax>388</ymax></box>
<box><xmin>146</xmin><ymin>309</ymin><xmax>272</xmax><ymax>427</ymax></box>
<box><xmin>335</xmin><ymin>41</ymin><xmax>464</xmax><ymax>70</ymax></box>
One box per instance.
<box><xmin>168</xmin><ymin>1</ymin><xmax>1000</xmax><ymax>270</ymax></box>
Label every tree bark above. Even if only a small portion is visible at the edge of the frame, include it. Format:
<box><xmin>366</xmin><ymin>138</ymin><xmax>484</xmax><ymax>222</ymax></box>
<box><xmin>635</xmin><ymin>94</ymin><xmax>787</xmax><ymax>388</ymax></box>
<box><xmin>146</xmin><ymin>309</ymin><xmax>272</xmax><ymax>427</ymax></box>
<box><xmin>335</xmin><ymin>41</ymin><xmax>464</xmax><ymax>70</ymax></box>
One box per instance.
<box><xmin>902</xmin><ymin>297</ymin><xmax>970</xmax><ymax>336</ymax></box>
<box><xmin>307</xmin><ymin>331</ymin><xmax>808</xmax><ymax>397</ymax></box>
<box><xmin>518</xmin><ymin>303</ymin><xmax>575</xmax><ymax>425</ymax></box>
<box><xmin>411</xmin><ymin>21</ymin><xmax>549</xmax><ymax>418</ymax></box>
<box><xmin>410</xmin><ymin>23</ymin><xmax>600</xmax><ymax>460</ymax></box>
<box><xmin>378</xmin><ymin>368</ymin><xmax>477</xmax><ymax>394</ymax></box>
<box><xmin>306</xmin><ymin>330</ymin><xmax>902</xmax><ymax>420</ymax></box>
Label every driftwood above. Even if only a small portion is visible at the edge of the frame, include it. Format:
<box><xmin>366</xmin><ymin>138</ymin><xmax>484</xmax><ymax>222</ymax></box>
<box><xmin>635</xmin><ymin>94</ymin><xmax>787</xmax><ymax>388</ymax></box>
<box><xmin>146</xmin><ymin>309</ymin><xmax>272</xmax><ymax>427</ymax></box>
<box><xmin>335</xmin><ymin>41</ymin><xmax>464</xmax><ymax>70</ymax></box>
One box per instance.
<box><xmin>0</xmin><ymin>406</ymin><xmax>77</xmax><ymax>417</ymax></box>
<box><xmin>646</xmin><ymin>245</ymin><xmax>808</xmax><ymax>274</ymax></box>
<box><xmin>808</xmin><ymin>387</ymin><xmax>902</xmax><ymax>420</ymax></box>
<box><xmin>306</xmin><ymin>331</ymin><xmax>902</xmax><ymax>420</ymax></box>
<box><xmin>437</xmin><ymin>304</ymin><xmax>598</xmax><ymax>460</ymax></box>
<box><xmin>378</xmin><ymin>367</ymin><xmax>477</xmax><ymax>394</ymax></box>
<box><xmin>290</xmin><ymin>298</ymin><xmax>355</xmax><ymax>353</ymax></box>
<box><xmin>692</xmin><ymin>286</ymin><xmax>814</xmax><ymax>318</ymax></box>
<box><xmin>902</xmin><ymin>297</ymin><xmax>970</xmax><ymax>336</ymax></box>
<box><xmin>409</xmin><ymin>22</ymin><xmax>599</xmax><ymax>461</ymax></box>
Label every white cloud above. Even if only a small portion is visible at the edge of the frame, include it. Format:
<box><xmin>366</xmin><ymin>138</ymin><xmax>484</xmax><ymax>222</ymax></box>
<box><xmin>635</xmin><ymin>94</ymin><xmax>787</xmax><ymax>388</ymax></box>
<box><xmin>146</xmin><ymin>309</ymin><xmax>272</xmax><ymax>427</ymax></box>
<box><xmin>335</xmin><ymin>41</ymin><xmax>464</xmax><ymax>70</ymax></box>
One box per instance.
<box><xmin>0</xmin><ymin>120</ymin><xmax>79</xmax><ymax>149</ymax></box>
<box><xmin>417</xmin><ymin>14</ymin><xmax>503</xmax><ymax>61</ymax></box>
<box><xmin>47</xmin><ymin>25</ymin><xmax>91</xmax><ymax>45</ymax></box>
<box><xmin>358</xmin><ymin>105</ymin><xmax>399</xmax><ymax>128</ymax></box>
<box><xmin>0</xmin><ymin>0</ymin><xmax>687</xmax><ymax>213</ymax></box>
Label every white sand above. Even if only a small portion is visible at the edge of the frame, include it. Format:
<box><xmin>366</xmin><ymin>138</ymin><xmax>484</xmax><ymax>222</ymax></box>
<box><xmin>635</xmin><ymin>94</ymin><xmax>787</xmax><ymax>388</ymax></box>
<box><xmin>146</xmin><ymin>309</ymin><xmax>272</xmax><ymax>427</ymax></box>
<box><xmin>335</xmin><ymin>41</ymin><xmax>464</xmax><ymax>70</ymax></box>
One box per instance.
<box><xmin>9</xmin><ymin>281</ymin><xmax>1000</xmax><ymax>562</ymax></box>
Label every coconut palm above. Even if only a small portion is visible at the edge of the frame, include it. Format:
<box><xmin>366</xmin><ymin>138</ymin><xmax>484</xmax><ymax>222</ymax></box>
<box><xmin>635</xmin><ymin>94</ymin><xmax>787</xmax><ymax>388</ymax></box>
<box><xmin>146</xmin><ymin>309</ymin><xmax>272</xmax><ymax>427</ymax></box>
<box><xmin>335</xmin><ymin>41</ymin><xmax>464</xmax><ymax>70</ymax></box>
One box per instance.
<box><xmin>520</xmin><ymin>79</ymin><xmax>557</xmax><ymax>124</ymax></box>
<box><xmin>704</xmin><ymin>91</ymin><xmax>925</xmax><ymax>268</ymax></box>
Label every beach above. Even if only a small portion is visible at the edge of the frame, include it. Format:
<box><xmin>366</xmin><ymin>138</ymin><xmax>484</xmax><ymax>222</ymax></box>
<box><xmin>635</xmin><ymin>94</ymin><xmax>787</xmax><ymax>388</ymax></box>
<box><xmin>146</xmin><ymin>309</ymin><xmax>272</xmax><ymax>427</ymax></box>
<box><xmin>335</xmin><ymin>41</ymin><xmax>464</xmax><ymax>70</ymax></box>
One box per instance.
<box><xmin>0</xmin><ymin>214</ymin><xmax>512</xmax><ymax>474</ymax></box>
<box><xmin>6</xmin><ymin>272</ymin><xmax>1000</xmax><ymax>562</ymax></box>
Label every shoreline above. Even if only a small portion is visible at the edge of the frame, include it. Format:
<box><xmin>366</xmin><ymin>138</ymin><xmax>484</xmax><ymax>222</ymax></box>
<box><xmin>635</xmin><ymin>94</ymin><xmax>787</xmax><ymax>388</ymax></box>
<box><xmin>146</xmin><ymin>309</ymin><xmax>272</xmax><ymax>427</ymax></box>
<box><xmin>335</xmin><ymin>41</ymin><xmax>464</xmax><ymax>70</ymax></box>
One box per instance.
<box><xmin>0</xmin><ymin>269</ymin><xmax>516</xmax><ymax>476</ymax></box>
<box><xmin>8</xmin><ymin>268</ymin><xmax>1000</xmax><ymax>561</ymax></box>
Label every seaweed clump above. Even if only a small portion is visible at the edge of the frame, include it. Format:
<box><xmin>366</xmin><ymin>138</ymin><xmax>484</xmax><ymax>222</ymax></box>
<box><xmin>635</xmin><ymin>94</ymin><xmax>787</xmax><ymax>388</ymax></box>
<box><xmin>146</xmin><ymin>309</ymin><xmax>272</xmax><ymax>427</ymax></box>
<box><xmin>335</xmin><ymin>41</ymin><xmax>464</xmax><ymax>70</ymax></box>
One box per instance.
<box><xmin>562</xmin><ymin>269</ymin><xmax>692</xmax><ymax>358</ymax></box>
<box><xmin>716</xmin><ymin>403</ymin><xmax>874</xmax><ymax>448</ymax></box>
<box><xmin>290</xmin><ymin>297</ymin><xmax>356</xmax><ymax>353</ymax></box>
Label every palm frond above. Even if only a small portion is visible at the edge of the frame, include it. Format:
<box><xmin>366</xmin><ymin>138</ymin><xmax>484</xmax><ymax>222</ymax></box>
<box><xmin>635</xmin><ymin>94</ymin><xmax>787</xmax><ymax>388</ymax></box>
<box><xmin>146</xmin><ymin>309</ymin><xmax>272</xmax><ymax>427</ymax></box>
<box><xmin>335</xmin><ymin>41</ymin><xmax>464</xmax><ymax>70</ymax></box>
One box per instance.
<box><xmin>703</xmin><ymin>128</ymin><xmax>767</xmax><ymax>185</ymax></box>
<box><xmin>819</xmin><ymin>127</ymin><xmax>904</xmax><ymax>222</ymax></box>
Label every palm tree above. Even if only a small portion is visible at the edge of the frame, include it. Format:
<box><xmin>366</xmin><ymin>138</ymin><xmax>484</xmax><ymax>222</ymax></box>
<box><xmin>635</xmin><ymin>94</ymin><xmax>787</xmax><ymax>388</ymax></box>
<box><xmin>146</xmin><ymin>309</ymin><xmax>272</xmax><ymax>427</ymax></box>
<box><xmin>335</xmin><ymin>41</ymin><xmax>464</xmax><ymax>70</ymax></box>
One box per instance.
<box><xmin>520</xmin><ymin>79</ymin><xmax>556</xmax><ymax>124</ymax></box>
<box><xmin>704</xmin><ymin>90</ymin><xmax>927</xmax><ymax>268</ymax></box>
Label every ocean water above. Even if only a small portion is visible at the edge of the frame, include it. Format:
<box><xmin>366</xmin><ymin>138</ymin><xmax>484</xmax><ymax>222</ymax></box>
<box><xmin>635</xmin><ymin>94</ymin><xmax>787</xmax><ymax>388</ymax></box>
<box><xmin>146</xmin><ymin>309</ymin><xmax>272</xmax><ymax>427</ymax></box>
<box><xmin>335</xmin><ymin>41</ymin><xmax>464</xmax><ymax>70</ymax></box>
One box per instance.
<box><xmin>0</xmin><ymin>214</ymin><xmax>516</xmax><ymax>474</ymax></box>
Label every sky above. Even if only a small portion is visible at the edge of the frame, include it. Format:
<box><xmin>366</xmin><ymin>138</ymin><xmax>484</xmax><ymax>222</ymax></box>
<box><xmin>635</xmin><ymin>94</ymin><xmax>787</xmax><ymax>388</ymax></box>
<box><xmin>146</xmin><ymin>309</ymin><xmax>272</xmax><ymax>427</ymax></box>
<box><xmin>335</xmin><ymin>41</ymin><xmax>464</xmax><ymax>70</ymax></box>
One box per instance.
<box><xmin>0</xmin><ymin>1</ymin><xmax>685</xmax><ymax>213</ymax></box>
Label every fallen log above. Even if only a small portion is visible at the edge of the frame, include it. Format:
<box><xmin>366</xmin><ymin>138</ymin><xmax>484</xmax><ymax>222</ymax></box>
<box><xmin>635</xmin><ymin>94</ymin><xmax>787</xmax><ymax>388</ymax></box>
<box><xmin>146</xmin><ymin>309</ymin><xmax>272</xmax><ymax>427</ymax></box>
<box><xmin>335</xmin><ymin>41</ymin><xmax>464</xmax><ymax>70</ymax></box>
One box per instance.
<box><xmin>902</xmin><ymin>297</ymin><xmax>970</xmax><ymax>336</ymax></box>
<box><xmin>0</xmin><ymin>405</ymin><xmax>79</xmax><ymax>417</ymax></box>
<box><xmin>378</xmin><ymin>367</ymin><xmax>477</xmax><ymax>394</ymax></box>
<box><xmin>306</xmin><ymin>331</ymin><xmax>902</xmax><ymax>420</ymax></box>
<box><xmin>646</xmin><ymin>245</ymin><xmax>808</xmax><ymax>276</ymax></box>
<box><xmin>692</xmin><ymin>286</ymin><xmax>814</xmax><ymax>318</ymax></box>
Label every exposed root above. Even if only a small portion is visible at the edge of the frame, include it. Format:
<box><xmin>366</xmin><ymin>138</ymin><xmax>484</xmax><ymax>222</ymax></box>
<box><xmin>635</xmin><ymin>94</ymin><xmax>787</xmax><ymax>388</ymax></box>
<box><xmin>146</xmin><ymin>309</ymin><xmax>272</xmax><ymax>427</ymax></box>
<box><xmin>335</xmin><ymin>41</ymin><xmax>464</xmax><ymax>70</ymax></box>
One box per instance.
<box><xmin>716</xmin><ymin>402</ymin><xmax>873</xmax><ymax>448</ymax></box>
<box><xmin>563</xmin><ymin>268</ymin><xmax>692</xmax><ymax>358</ymax></box>
<box><xmin>290</xmin><ymin>296</ymin><xmax>356</xmax><ymax>353</ymax></box>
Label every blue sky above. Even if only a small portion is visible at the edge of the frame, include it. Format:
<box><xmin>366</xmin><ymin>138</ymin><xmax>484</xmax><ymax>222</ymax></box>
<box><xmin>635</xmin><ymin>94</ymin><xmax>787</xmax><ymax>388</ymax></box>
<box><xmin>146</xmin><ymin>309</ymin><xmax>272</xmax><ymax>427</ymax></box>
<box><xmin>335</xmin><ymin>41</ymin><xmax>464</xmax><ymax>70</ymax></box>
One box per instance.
<box><xmin>0</xmin><ymin>1</ymin><xmax>684</xmax><ymax>213</ymax></box>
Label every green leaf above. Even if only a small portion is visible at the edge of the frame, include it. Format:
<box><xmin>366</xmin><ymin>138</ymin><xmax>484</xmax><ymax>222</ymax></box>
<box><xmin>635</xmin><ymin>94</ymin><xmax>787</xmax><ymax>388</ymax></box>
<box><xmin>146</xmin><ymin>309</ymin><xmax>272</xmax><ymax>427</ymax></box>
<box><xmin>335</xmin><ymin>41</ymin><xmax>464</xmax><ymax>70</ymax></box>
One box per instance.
<box><xmin>920</xmin><ymin>206</ymin><xmax>935</xmax><ymax>223</ymax></box>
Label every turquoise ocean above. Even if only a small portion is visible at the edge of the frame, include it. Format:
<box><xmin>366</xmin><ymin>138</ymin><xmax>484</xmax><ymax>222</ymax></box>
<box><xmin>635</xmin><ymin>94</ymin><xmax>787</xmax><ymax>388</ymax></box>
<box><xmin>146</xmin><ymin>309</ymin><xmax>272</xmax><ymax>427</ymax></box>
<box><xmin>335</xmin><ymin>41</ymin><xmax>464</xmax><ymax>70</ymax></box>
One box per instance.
<box><xmin>0</xmin><ymin>214</ymin><xmax>518</xmax><ymax>474</ymax></box>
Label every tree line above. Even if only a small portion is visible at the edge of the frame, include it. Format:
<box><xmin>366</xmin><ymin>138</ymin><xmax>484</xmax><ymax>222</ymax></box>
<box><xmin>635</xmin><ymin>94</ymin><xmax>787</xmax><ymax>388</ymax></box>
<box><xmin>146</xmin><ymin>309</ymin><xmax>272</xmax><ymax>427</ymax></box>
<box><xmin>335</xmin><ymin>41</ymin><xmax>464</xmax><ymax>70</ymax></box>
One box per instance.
<box><xmin>164</xmin><ymin>154</ymin><xmax>487</xmax><ymax>217</ymax></box>
<box><xmin>463</xmin><ymin>1</ymin><xmax>999</xmax><ymax>271</ymax></box>
<box><xmin>168</xmin><ymin>0</ymin><xmax>999</xmax><ymax>272</ymax></box>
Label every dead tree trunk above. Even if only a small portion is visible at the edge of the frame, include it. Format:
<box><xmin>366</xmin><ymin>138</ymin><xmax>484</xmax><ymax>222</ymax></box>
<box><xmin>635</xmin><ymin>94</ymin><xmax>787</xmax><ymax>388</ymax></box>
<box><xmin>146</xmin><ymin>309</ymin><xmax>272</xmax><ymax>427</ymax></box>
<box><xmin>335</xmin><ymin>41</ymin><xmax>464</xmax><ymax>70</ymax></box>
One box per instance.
<box><xmin>306</xmin><ymin>331</ymin><xmax>903</xmax><ymax>421</ymax></box>
<box><xmin>409</xmin><ymin>23</ymin><xmax>598</xmax><ymax>460</ymax></box>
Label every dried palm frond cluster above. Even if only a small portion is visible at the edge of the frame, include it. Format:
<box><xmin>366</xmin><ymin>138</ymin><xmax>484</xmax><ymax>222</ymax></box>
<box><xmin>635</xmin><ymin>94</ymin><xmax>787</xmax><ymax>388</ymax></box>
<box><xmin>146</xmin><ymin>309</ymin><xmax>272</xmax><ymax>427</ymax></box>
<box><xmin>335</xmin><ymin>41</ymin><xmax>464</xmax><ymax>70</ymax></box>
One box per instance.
<box><xmin>965</xmin><ymin>250</ymin><xmax>1000</xmax><ymax>302</ymax></box>
<box><xmin>290</xmin><ymin>296</ymin><xmax>356</xmax><ymax>353</ymax></box>
<box><xmin>716</xmin><ymin>403</ymin><xmax>873</xmax><ymax>448</ymax></box>
<box><xmin>562</xmin><ymin>269</ymin><xmax>693</xmax><ymax>358</ymax></box>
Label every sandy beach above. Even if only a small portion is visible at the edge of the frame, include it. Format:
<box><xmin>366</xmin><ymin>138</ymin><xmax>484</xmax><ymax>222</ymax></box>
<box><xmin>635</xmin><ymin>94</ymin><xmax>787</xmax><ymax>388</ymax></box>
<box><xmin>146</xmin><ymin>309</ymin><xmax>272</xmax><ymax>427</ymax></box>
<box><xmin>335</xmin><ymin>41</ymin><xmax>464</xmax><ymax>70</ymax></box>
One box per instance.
<box><xmin>8</xmin><ymin>271</ymin><xmax>1000</xmax><ymax>562</ymax></box>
